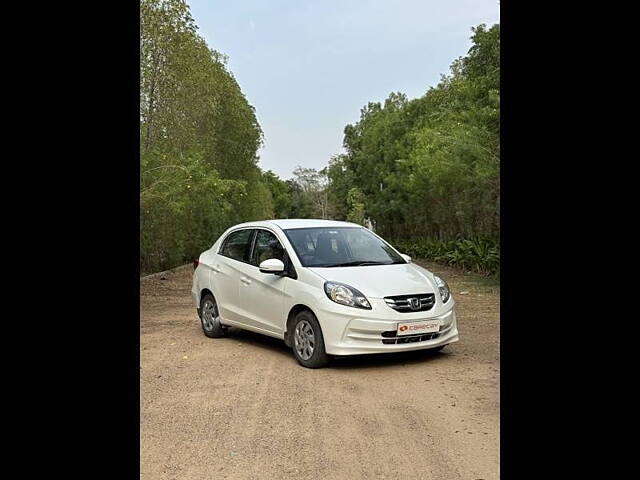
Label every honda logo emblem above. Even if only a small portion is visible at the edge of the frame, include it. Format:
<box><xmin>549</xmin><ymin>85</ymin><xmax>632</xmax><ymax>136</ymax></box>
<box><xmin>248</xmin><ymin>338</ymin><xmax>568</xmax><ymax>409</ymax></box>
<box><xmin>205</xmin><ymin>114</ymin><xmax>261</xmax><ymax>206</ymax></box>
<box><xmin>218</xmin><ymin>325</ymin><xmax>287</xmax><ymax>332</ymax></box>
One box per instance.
<box><xmin>409</xmin><ymin>298</ymin><xmax>420</xmax><ymax>310</ymax></box>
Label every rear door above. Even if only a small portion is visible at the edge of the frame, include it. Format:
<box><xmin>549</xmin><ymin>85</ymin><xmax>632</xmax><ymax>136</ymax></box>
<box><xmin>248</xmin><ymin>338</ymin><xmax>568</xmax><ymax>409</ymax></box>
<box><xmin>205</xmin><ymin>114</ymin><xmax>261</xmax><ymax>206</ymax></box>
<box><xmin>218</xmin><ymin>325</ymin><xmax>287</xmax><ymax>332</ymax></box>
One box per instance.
<box><xmin>211</xmin><ymin>228</ymin><xmax>255</xmax><ymax>323</ymax></box>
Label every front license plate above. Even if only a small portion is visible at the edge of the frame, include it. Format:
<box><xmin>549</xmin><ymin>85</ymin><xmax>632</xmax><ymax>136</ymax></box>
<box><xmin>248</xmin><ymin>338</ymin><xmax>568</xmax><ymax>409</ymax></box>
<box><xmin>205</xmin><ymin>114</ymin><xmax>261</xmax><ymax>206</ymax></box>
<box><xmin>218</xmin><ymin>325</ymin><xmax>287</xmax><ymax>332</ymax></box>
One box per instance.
<box><xmin>397</xmin><ymin>320</ymin><xmax>440</xmax><ymax>336</ymax></box>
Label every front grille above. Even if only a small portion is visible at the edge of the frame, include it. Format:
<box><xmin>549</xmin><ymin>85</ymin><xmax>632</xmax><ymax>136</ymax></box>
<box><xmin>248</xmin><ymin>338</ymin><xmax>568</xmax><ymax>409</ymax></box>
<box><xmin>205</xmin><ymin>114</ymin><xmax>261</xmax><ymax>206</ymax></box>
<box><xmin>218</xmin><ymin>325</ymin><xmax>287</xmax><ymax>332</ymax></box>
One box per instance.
<box><xmin>381</xmin><ymin>332</ymin><xmax>440</xmax><ymax>345</ymax></box>
<box><xmin>384</xmin><ymin>293</ymin><xmax>435</xmax><ymax>312</ymax></box>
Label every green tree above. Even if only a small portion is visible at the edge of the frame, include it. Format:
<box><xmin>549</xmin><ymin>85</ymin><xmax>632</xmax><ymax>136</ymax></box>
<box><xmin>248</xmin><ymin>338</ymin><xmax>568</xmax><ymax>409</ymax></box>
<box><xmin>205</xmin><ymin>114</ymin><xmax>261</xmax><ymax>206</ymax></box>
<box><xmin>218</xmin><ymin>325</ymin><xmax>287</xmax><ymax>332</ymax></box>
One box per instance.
<box><xmin>326</xmin><ymin>23</ymin><xmax>499</xmax><ymax>241</ymax></box>
<box><xmin>345</xmin><ymin>188</ymin><xmax>366</xmax><ymax>225</ymax></box>
<box><xmin>262</xmin><ymin>170</ymin><xmax>293</xmax><ymax>218</ymax></box>
<box><xmin>140</xmin><ymin>0</ymin><xmax>279</xmax><ymax>273</ymax></box>
<box><xmin>290</xmin><ymin>167</ymin><xmax>329</xmax><ymax>219</ymax></box>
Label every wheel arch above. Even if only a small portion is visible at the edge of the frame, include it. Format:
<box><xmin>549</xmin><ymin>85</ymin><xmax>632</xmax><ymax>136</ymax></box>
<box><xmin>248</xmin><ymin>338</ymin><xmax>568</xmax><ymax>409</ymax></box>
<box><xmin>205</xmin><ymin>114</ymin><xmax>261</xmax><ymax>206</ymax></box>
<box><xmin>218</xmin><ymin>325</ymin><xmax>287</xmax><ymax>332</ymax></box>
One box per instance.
<box><xmin>284</xmin><ymin>304</ymin><xmax>317</xmax><ymax>347</ymax></box>
<box><xmin>199</xmin><ymin>288</ymin><xmax>214</xmax><ymax>305</ymax></box>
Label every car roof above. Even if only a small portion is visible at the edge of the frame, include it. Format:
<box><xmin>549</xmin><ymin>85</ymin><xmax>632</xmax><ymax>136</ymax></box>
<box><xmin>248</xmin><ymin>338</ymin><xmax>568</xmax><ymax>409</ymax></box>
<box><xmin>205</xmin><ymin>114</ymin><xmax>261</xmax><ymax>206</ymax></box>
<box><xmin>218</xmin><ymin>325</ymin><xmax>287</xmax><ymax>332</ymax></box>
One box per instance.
<box><xmin>230</xmin><ymin>219</ymin><xmax>362</xmax><ymax>230</ymax></box>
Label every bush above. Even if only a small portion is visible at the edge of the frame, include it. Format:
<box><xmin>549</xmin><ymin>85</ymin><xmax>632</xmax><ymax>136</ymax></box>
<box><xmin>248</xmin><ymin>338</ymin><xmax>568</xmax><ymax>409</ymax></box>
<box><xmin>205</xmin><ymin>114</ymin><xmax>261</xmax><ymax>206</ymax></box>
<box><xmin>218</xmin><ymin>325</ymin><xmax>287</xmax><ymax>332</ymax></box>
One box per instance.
<box><xmin>393</xmin><ymin>236</ymin><xmax>499</xmax><ymax>277</ymax></box>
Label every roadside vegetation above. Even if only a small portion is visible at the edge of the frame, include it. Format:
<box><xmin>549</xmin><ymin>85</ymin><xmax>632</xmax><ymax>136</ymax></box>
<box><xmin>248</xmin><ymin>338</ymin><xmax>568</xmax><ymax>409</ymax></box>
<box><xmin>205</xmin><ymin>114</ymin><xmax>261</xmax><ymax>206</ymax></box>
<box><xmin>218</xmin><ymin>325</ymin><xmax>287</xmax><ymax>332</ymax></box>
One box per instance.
<box><xmin>140</xmin><ymin>0</ymin><xmax>499</xmax><ymax>276</ymax></box>
<box><xmin>396</xmin><ymin>237</ymin><xmax>499</xmax><ymax>277</ymax></box>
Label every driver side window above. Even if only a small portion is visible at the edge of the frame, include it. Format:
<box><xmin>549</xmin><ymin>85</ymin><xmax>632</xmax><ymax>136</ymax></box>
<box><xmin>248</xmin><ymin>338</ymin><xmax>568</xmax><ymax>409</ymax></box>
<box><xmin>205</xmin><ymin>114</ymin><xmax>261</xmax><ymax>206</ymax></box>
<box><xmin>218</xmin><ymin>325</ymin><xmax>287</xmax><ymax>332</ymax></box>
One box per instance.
<box><xmin>252</xmin><ymin>230</ymin><xmax>285</xmax><ymax>265</ymax></box>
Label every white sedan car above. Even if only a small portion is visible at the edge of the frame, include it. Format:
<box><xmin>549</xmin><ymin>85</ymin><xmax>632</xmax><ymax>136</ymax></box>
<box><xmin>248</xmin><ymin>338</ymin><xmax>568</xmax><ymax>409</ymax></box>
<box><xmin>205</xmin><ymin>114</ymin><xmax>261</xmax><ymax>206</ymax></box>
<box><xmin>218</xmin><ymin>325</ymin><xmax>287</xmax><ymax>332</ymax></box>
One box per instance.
<box><xmin>192</xmin><ymin>219</ymin><xmax>458</xmax><ymax>368</ymax></box>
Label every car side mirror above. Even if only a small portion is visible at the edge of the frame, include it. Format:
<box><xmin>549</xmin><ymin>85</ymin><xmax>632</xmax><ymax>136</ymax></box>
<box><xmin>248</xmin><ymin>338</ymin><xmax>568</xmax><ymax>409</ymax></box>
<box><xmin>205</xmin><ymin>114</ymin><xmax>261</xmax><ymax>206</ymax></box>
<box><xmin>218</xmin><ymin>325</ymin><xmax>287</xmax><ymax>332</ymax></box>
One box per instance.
<box><xmin>400</xmin><ymin>253</ymin><xmax>412</xmax><ymax>263</ymax></box>
<box><xmin>259</xmin><ymin>258</ymin><xmax>285</xmax><ymax>274</ymax></box>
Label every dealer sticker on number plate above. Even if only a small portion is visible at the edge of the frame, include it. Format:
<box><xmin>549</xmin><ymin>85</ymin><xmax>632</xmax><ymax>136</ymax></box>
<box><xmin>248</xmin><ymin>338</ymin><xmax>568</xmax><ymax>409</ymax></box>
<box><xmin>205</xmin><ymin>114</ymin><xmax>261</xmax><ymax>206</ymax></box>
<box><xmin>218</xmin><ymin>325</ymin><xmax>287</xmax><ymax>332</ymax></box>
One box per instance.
<box><xmin>397</xmin><ymin>320</ymin><xmax>440</xmax><ymax>336</ymax></box>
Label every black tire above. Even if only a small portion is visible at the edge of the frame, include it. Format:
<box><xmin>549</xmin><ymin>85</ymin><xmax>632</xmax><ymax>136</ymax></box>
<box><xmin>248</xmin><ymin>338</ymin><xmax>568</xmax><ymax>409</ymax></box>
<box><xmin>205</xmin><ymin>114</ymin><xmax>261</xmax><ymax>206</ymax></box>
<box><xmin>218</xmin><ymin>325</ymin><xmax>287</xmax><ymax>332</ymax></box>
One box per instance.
<box><xmin>199</xmin><ymin>293</ymin><xmax>225</xmax><ymax>338</ymax></box>
<box><xmin>291</xmin><ymin>310</ymin><xmax>330</xmax><ymax>368</ymax></box>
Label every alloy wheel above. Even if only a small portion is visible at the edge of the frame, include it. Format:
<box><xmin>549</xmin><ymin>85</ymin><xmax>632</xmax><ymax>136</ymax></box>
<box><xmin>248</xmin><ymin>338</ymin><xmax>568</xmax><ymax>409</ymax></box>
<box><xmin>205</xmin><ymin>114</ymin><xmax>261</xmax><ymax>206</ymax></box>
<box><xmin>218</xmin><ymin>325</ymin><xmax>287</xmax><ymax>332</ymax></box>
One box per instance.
<box><xmin>294</xmin><ymin>320</ymin><xmax>315</xmax><ymax>360</ymax></box>
<box><xmin>201</xmin><ymin>298</ymin><xmax>220</xmax><ymax>332</ymax></box>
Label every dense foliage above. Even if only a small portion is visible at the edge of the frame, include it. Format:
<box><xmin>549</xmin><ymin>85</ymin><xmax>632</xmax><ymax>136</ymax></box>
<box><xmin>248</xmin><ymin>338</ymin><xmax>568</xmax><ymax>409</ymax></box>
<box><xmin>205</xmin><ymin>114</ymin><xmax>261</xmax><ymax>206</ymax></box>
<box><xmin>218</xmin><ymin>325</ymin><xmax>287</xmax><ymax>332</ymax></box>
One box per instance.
<box><xmin>140</xmin><ymin>0</ymin><xmax>499</xmax><ymax>276</ymax></box>
<box><xmin>394</xmin><ymin>236</ymin><xmax>499</xmax><ymax>277</ymax></box>
<box><xmin>140</xmin><ymin>0</ymin><xmax>276</xmax><ymax>273</ymax></box>
<box><xmin>325</xmin><ymin>23</ymin><xmax>500</xmax><ymax>275</ymax></box>
<box><xmin>326</xmin><ymin>24</ymin><xmax>500</xmax><ymax>241</ymax></box>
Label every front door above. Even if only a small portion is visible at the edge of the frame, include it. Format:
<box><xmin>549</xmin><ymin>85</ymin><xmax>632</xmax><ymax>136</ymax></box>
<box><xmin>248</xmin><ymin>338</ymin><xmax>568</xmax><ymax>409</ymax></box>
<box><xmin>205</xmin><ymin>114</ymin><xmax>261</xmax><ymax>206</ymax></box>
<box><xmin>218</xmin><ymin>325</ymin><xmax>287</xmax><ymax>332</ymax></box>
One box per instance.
<box><xmin>234</xmin><ymin>229</ymin><xmax>289</xmax><ymax>335</ymax></box>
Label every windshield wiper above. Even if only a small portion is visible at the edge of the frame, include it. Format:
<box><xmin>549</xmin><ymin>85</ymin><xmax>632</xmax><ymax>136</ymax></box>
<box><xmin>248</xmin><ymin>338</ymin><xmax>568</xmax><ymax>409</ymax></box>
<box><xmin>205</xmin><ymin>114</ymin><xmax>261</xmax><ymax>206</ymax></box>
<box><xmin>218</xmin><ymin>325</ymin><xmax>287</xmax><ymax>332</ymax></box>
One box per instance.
<box><xmin>323</xmin><ymin>261</ymin><xmax>389</xmax><ymax>267</ymax></box>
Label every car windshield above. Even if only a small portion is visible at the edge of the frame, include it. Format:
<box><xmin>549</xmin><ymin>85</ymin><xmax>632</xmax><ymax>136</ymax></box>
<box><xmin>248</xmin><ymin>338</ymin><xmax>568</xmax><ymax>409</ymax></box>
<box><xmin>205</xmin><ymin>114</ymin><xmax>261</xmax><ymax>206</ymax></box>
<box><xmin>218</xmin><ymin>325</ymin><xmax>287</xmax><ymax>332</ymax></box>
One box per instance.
<box><xmin>283</xmin><ymin>227</ymin><xmax>406</xmax><ymax>268</ymax></box>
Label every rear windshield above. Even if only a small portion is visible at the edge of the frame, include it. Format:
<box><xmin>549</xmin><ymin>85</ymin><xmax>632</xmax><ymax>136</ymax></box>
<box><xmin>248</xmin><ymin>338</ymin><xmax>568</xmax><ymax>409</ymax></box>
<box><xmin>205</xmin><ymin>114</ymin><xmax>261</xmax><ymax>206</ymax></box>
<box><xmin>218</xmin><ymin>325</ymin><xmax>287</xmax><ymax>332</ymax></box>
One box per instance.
<box><xmin>283</xmin><ymin>227</ymin><xmax>405</xmax><ymax>268</ymax></box>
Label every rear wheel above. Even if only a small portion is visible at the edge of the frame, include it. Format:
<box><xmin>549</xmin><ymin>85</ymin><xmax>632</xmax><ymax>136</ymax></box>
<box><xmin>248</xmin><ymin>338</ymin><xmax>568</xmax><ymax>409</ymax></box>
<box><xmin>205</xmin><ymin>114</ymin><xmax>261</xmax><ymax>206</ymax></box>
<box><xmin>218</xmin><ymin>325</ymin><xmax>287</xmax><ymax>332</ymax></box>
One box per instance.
<box><xmin>291</xmin><ymin>311</ymin><xmax>330</xmax><ymax>368</ymax></box>
<box><xmin>200</xmin><ymin>293</ymin><xmax>225</xmax><ymax>338</ymax></box>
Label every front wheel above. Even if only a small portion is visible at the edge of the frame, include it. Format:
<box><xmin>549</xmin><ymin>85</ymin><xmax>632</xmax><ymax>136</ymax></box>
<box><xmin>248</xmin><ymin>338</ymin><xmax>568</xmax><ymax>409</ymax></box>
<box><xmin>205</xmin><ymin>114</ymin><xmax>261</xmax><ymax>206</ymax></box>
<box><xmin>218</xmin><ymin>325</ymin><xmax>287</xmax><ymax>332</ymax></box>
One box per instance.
<box><xmin>291</xmin><ymin>311</ymin><xmax>330</xmax><ymax>368</ymax></box>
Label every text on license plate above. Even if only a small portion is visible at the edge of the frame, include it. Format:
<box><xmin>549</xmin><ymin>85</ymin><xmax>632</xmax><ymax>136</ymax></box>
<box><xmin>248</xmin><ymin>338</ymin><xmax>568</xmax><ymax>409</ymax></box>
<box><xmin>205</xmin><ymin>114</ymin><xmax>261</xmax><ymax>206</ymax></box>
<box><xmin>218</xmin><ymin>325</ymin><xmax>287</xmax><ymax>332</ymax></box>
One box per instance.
<box><xmin>397</xmin><ymin>320</ymin><xmax>440</xmax><ymax>336</ymax></box>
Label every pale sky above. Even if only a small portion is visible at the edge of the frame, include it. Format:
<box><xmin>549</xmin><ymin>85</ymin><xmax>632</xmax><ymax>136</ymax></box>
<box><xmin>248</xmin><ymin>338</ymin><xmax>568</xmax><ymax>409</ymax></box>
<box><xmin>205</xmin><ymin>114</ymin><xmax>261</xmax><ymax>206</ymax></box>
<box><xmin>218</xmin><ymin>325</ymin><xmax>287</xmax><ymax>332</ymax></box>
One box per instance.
<box><xmin>189</xmin><ymin>0</ymin><xmax>500</xmax><ymax>179</ymax></box>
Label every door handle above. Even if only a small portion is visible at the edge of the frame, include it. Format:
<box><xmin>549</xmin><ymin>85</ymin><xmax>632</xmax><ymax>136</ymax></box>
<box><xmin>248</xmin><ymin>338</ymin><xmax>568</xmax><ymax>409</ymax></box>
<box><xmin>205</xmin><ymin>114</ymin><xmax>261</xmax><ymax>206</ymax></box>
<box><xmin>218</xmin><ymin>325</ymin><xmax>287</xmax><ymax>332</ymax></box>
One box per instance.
<box><xmin>212</xmin><ymin>265</ymin><xmax>222</xmax><ymax>273</ymax></box>
<box><xmin>240</xmin><ymin>277</ymin><xmax>251</xmax><ymax>285</ymax></box>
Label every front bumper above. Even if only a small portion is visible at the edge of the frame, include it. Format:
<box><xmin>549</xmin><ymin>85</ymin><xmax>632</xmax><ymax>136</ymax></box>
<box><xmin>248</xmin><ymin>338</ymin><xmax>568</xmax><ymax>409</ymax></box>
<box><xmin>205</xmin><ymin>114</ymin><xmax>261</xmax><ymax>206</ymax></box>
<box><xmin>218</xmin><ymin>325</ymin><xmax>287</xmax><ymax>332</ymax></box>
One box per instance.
<box><xmin>317</xmin><ymin>298</ymin><xmax>459</xmax><ymax>356</ymax></box>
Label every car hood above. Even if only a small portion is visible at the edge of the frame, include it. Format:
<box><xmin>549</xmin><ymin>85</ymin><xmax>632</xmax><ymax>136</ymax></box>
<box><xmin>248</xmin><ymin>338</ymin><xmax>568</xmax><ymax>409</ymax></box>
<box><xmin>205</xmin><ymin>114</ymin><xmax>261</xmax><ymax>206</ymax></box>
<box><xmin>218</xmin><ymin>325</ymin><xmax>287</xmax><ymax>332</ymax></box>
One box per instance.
<box><xmin>308</xmin><ymin>263</ymin><xmax>436</xmax><ymax>298</ymax></box>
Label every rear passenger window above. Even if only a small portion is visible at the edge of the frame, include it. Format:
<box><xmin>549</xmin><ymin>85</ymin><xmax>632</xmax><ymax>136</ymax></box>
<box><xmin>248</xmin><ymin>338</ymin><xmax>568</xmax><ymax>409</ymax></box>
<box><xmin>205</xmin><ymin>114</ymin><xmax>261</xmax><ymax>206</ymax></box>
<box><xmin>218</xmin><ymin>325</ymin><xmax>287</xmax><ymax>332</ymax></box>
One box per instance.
<box><xmin>220</xmin><ymin>229</ymin><xmax>253</xmax><ymax>262</ymax></box>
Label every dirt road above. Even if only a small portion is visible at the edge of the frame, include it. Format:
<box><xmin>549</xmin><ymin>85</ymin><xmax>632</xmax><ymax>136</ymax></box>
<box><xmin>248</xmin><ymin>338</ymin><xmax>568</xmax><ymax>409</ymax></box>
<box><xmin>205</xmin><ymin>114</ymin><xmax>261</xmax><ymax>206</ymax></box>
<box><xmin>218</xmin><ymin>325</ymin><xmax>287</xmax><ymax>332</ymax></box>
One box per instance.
<box><xmin>140</xmin><ymin>261</ymin><xmax>500</xmax><ymax>480</ymax></box>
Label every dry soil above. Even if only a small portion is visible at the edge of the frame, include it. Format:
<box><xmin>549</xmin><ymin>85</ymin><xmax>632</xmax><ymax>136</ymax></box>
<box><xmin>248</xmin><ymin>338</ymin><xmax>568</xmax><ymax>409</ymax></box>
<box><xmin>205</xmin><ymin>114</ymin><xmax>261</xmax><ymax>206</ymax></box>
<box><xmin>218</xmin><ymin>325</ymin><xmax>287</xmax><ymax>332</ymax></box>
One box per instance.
<box><xmin>140</xmin><ymin>260</ymin><xmax>500</xmax><ymax>480</ymax></box>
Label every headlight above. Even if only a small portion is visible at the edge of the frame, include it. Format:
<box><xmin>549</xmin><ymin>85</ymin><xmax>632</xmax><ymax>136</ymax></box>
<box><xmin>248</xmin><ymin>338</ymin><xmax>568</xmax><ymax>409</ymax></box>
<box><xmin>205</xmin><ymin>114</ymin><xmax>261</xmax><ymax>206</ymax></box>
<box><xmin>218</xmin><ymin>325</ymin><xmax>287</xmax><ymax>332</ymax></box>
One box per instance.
<box><xmin>324</xmin><ymin>281</ymin><xmax>371</xmax><ymax>309</ymax></box>
<box><xmin>433</xmin><ymin>275</ymin><xmax>451</xmax><ymax>303</ymax></box>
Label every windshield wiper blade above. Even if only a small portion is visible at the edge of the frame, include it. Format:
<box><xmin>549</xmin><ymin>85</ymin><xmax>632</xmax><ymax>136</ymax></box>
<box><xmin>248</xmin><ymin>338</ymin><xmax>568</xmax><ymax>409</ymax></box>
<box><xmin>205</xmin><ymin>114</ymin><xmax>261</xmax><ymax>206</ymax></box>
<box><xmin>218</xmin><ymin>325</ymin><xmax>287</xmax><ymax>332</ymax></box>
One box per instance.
<box><xmin>325</xmin><ymin>261</ymin><xmax>388</xmax><ymax>267</ymax></box>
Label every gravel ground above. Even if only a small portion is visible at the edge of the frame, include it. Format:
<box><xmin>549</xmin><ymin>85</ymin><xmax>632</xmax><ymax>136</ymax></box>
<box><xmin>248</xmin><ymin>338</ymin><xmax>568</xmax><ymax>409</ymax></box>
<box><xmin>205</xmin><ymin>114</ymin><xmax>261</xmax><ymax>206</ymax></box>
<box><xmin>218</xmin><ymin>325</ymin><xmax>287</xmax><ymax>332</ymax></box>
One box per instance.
<box><xmin>140</xmin><ymin>261</ymin><xmax>499</xmax><ymax>480</ymax></box>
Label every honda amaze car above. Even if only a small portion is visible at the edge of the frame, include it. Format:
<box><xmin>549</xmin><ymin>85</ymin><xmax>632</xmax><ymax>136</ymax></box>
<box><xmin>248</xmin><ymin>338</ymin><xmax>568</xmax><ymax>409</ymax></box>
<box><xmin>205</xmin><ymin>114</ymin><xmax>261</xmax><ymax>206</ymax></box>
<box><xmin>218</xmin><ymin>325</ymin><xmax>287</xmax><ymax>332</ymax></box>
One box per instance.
<box><xmin>191</xmin><ymin>219</ymin><xmax>458</xmax><ymax>368</ymax></box>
